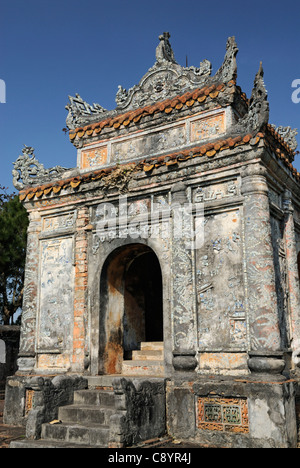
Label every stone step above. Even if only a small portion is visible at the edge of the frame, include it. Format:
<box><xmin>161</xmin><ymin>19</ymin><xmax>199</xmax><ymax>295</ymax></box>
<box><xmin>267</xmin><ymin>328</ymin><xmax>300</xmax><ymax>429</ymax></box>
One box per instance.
<box><xmin>41</xmin><ymin>421</ymin><xmax>110</xmax><ymax>447</ymax></box>
<box><xmin>58</xmin><ymin>404</ymin><xmax>115</xmax><ymax>426</ymax></box>
<box><xmin>132</xmin><ymin>350</ymin><xmax>163</xmax><ymax>361</ymax></box>
<box><xmin>74</xmin><ymin>389</ymin><xmax>115</xmax><ymax>408</ymax></box>
<box><xmin>87</xmin><ymin>375</ymin><xmax>119</xmax><ymax>388</ymax></box>
<box><xmin>140</xmin><ymin>342</ymin><xmax>164</xmax><ymax>351</ymax></box>
<box><xmin>122</xmin><ymin>360</ymin><xmax>164</xmax><ymax>376</ymax></box>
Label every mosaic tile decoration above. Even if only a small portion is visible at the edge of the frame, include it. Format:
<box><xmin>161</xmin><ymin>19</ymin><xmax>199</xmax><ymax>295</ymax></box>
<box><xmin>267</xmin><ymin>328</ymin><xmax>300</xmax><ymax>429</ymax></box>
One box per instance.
<box><xmin>197</xmin><ymin>397</ymin><xmax>249</xmax><ymax>433</ymax></box>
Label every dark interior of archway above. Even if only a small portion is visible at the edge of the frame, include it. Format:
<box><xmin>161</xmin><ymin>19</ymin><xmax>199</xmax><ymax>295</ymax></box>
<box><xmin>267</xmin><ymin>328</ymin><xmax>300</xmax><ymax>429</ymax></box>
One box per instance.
<box><xmin>123</xmin><ymin>251</ymin><xmax>163</xmax><ymax>358</ymax></box>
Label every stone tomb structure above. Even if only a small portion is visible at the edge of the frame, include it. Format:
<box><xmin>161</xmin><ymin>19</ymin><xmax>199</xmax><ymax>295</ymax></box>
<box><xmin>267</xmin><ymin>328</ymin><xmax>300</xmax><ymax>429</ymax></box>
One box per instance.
<box><xmin>5</xmin><ymin>34</ymin><xmax>300</xmax><ymax>448</ymax></box>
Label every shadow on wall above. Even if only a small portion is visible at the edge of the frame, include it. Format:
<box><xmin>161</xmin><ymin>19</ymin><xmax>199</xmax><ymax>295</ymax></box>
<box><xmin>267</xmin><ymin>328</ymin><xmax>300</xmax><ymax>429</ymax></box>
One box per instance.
<box><xmin>0</xmin><ymin>327</ymin><xmax>20</xmax><ymax>390</ymax></box>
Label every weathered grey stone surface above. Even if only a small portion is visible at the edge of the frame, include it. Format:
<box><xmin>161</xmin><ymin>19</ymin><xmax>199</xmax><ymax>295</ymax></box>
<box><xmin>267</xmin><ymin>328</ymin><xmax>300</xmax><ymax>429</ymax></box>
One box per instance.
<box><xmin>4</xmin><ymin>374</ymin><xmax>87</xmax><ymax>436</ymax></box>
<box><xmin>111</xmin><ymin>378</ymin><xmax>166</xmax><ymax>447</ymax></box>
<box><xmin>167</xmin><ymin>377</ymin><xmax>297</xmax><ymax>448</ymax></box>
<box><xmin>10</xmin><ymin>377</ymin><xmax>166</xmax><ymax>448</ymax></box>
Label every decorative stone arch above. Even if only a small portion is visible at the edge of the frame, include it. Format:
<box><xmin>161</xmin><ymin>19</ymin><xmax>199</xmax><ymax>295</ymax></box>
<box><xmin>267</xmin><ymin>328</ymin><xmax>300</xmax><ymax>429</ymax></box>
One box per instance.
<box><xmin>97</xmin><ymin>242</ymin><xmax>164</xmax><ymax>375</ymax></box>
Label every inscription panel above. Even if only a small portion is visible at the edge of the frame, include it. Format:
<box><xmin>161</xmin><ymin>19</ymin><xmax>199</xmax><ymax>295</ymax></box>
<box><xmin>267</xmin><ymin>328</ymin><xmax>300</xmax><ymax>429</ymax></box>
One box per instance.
<box><xmin>193</xmin><ymin>180</ymin><xmax>238</xmax><ymax>203</ymax></box>
<box><xmin>42</xmin><ymin>212</ymin><xmax>76</xmax><ymax>233</ymax></box>
<box><xmin>197</xmin><ymin>397</ymin><xmax>249</xmax><ymax>433</ymax></box>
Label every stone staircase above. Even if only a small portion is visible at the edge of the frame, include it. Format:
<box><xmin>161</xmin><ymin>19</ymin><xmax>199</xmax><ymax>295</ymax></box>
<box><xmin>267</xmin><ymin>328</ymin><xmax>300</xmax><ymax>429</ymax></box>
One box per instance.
<box><xmin>11</xmin><ymin>387</ymin><xmax>116</xmax><ymax>448</ymax></box>
<box><xmin>10</xmin><ymin>344</ymin><xmax>166</xmax><ymax>448</ymax></box>
<box><xmin>122</xmin><ymin>342</ymin><xmax>164</xmax><ymax>376</ymax></box>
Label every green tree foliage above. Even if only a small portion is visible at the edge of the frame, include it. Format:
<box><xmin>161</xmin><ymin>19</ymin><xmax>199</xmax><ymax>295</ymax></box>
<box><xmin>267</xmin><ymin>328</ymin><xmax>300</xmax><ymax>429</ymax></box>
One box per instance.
<box><xmin>0</xmin><ymin>187</ymin><xmax>29</xmax><ymax>324</ymax></box>
<box><xmin>0</xmin><ymin>185</ymin><xmax>12</xmax><ymax>207</ymax></box>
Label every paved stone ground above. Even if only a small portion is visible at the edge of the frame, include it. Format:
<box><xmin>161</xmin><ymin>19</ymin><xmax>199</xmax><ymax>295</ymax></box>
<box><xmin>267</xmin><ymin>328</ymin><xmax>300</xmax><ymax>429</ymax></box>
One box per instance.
<box><xmin>132</xmin><ymin>438</ymin><xmax>207</xmax><ymax>449</ymax></box>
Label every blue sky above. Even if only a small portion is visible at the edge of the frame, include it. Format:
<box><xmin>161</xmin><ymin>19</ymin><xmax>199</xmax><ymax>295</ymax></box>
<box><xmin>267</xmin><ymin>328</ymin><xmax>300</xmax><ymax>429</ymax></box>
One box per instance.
<box><xmin>1</xmin><ymin>0</ymin><xmax>299</xmax><ymax>193</ymax></box>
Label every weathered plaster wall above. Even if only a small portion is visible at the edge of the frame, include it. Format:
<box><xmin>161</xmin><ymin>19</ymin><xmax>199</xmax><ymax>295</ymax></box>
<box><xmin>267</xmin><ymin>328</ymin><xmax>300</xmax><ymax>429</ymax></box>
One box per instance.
<box><xmin>166</xmin><ymin>378</ymin><xmax>298</xmax><ymax>448</ymax></box>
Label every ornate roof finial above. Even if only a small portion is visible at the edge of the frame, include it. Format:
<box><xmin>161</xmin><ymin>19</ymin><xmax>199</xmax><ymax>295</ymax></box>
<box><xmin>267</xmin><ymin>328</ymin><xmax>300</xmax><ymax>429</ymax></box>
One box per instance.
<box><xmin>12</xmin><ymin>145</ymin><xmax>67</xmax><ymax>191</ymax></box>
<box><xmin>249</xmin><ymin>62</ymin><xmax>269</xmax><ymax>129</ymax></box>
<box><xmin>65</xmin><ymin>94</ymin><xmax>107</xmax><ymax>130</ymax></box>
<box><xmin>214</xmin><ymin>36</ymin><xmax>239</xmax><ymax>83</ymax></box>
<box><xmin>155</xmin><ymin>32</ymin><xmax>177</xmax><ymax>64</ymax></box>
<box><xmin>235</xmin><ymin>62</ymin><xmax>269</xmax><ymax>134</ymax></box>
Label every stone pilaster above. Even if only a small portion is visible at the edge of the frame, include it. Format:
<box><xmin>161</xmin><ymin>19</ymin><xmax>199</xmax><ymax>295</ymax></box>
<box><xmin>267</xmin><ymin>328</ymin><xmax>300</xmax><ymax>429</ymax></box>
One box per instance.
<box><xmin>17</xmin><ymin>212</ymin><xmax>42</xmax><ymax>374</ymax></box>
<box><xmin>72</xmin><ymin>206</ymin><xmax>89</xmax><ymax>373</ymax></box>
<box><xmin>171</xmin><ymin>182</ymin><xmax>197</xmax><ymax>372</ymax></box>
<box><xmin>283</xmin><ymin>190</ymin><xmax>300</xmax><ymax>369</ymax></box>
<box><xmin>241</xmin><ymin>164</ymin><xmax>285</xmax><ymax>375</ymax></box>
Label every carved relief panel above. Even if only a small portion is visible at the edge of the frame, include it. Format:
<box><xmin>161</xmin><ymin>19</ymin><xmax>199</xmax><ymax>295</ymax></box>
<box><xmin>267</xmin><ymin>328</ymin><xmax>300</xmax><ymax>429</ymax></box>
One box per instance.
<box><xmin>37</xmin><ymin>237</ymin><xmax>74</xmax><ymax>352</ymax></box>
<box><xmin>196</xmin><ymin>209</ymin><xmax>246</xmax><ymax>350</ymax></box>
<box><xmin>190</xmin><ymin>111</ymin><xmax>225</xmax><ymax>142</ymax></box>
<box><xmin>81</xmin><ymin>146</ymin><xmax>108</xmax><ymax>170</ymax></box>
<box><xmin>270</xmin><ymin>216</ymin><xmax>289</xmax><ymax>347</ymax></box>
<box><xmin>111</xmin><ymin>124</ymin><xmax>186</xmax><ymax>164</ymax></box>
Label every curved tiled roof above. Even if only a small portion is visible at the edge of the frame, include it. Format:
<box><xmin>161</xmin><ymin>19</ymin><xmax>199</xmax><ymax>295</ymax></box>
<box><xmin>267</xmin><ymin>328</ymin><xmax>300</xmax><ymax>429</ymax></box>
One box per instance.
<box><xmin>20</xmin><ymin>130</ymin><xmax>298</xmax><ymax>202</ymax></box>
<box><xmin>69</xmin><ymin>82</ymin><xmax>236</xmax><ymax>142</ymax></box>
<box><xmin>18</xmin><ymin>82</ymin><xmax>299</xmax><ymax>202</ymax></box>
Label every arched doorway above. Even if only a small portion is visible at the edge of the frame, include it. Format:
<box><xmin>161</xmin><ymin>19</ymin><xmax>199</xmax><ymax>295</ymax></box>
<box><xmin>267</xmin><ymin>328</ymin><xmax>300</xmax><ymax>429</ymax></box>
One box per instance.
<box><xmin>99</xmin><ymin>244</ymin><xmax>163</xmax><ymax>375</ymax></box>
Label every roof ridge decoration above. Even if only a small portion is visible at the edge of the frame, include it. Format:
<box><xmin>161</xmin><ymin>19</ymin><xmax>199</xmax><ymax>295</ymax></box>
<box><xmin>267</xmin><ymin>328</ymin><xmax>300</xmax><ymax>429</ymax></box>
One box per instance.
<box><xmin>270</xmin><ymin>125</ymin><xmax>298</xmax><ymax>152</ymax></box>
<box><xmin>155</xmin><ymin>31</ymin><xmax>177</xmax><ymax>64</ymax></box>
<box><xmin>12</xmin><ymin>145</ymin><xmax>67</xmax><ymax>191</ymax></box>
<box><xmin>65</xmin><ymin>33</ymin><xmax>239</xmax><ymax>130</ymax></box>
<box><xmin>65</xmin><ymin>94</ymin><xmax>108</xmax><ymax>132</ymax></box>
